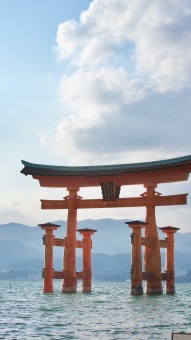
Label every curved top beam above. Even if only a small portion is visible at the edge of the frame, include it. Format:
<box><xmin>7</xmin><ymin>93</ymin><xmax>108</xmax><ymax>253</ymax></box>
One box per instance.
<box><xmin>20</xmin><ymin>155</ymin><xmax>191</xmax><ymax>187</ymax></box>
<box><xmin>21</xmin><ymin>155</ymin><xmax>191</xmax><ymax>176</ymax></box>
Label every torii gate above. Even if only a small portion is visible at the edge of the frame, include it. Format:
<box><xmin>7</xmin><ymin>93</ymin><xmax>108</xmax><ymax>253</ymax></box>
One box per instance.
<box><xmin>21</xmin><ymin>155</ymin><xmax>191</xmax><ymax>294</ymax></box>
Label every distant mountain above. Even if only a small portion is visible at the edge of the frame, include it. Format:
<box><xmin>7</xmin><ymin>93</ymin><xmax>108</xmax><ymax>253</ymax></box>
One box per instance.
<box><xmin>0</xmin><ymin>239</ymin><xmax>42</xmax><ymax>268</ymax></box>
<box><xmin>0</xmin><ymin>219</ymin><xmax>132</xmax><ymax>257</ymax></box>
<box><xmin>173</xmin><ymin>233</ymin><xmax>191</xmax><ymax>255</ymax></box>
<box><xmin>2</xmin><ymin>251</ymin><xmax>191</xmax><ymax>282</ymax></box>
<box><xmin>5</xmin><ymin>251</ymin><xmax>191</xmax><ymax>271</ymax></box>
<box><xmin>0</xmin><ymin>219</ymin><xmax>191</xmax><ymax>272</ymax></box>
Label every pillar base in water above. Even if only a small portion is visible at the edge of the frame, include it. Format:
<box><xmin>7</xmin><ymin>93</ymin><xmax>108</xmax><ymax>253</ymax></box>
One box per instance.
<box><xmin>166</xmin><ymin>286</ymin><xmax>175</xmax><ymax>294</ymax></box>
<box><xmin>61</xmin><ymin>279</ymin><xmax>77</xmax><ymax>293</ymax></box>
<box><xmin>43</xmin><ymin>288</ymin><xmax>53</xmax><ymax>294</ymax></box>
<box><xmin>131</xmin><ymin>284</ymin><xmax>143</xmax><ymax>295</ymax></box>
<box><xmin>146</xmin><ymin>283</ymin><xmax>163</xmax><ymax>295</ymax></box>
<box><xmin>82</xmin><ymin>285</ymin><xmax>91</xmax><ymax>293</ymax></box>
<box><xmin>61</xmin><ymin>286</ymin><xmax>77</xmax><ymax>293</ymax></box>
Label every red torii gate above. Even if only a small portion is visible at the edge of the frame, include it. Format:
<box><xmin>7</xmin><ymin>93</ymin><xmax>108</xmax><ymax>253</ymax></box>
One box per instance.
<box><xmin>21</xmin><ymin>155</ymin><xmax>191</xmax><ymax>294</ymax></box>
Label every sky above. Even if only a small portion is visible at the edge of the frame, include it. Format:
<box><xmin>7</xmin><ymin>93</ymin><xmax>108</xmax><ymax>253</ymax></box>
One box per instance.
<box><xmin>1</xmin><ymin>0</ymin><xmax>191</xmax><ymax>231</ymax></box>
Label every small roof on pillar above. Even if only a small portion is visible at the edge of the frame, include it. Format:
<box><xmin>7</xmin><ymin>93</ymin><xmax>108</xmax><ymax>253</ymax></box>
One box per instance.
<box><xmin>159</xmin><ymin>226</ymin><xmax>180</xmax><ymax>231</ymax></box>
<box><xmin>38</xmin><ymin>222</ymin><xmax>61</xmax><ymax>228</ymax></box>
<box><xmin>77</xmin><ymin>228</ymin><xmax>97</xmax><ymax>233</ymax></box>
<box><xmin>125</xmin><ymin>220</ymin><xmax>148</xmax><ymax>226</ymax></box>
<box><xmin>20</xmin><ymin>155</ymin><xmax>191</xmax><ymax>187</ymax></box>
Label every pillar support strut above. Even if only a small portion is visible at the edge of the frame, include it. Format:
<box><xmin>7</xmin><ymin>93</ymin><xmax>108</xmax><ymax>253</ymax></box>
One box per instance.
<box><xmin>39</xmin><ymin>221</ymin><xmax>96</xmax><ymax>293</ymax></box>
<box><xmin>126</xmin><ymin>221</ymin><xmax>148</xmax><ymax>295</ymax></box>
<box><xmin>159</xmin><ymin>226</ymin><xmax>180</xmax><ymax>294</ymax></box>
<box><xmin>38</xmin><ymin>222</ymin><xmax>61</xmax><ymax>293</ymax></box>
<box><xmin>77</xmin><ymin>228</ymin><xmax>97</xmax><ymax>292</ymax></box>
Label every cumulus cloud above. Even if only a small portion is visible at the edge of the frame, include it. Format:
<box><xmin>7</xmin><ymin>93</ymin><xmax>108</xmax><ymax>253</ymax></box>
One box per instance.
<box><xmin>43</xmin><ymin>0</ymin><xmax>191</xmax><ymax>164</ymax></box>
<box><xmin>55</xmin><ymin>0</ymin><xmax>191</xmax><ymax>91</ymax></box>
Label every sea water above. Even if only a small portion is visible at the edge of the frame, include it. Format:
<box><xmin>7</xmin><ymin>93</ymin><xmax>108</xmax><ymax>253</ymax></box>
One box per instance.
<box><xmin>0</xmin><ymin>280</ymin><xmax>191</xmax><ymax>340</ymax></box>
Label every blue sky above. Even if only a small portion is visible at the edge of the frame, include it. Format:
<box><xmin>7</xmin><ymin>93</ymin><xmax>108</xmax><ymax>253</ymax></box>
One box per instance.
<box><xmin>1</xmin><ymin>0</ymin><xmax>191</xmax><ymax>231</ymax></box>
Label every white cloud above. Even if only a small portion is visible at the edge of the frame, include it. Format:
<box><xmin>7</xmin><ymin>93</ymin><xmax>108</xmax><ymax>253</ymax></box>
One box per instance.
<box><xmin>58</xmin><ymin>67</ymin><xmax>148</xmax><ymax>126</ymax></box>
<box><xmin>55</xmin><ymin>0</ymin><xmax>191</xmax><ymax>91</ymax></box>
<box><xmin>44</xmin><ymin>0</ymin><xmax>191</xmax><ymax>164</ymax></box>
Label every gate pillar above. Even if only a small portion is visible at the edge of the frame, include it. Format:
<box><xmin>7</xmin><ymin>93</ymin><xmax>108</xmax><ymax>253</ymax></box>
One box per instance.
<box><xmin>143</xmin><ymin>184</ymin><xmax>163</xmax><ymax>294</ymax></box>
<box><xmin>39</xmin><ymin>222</ymin><xmax>60</xmax><ymax>293</ymax></box>
<box><xmin>159</xmin><ymin>226</ymin><xmax>179</xmax><ymax>294</ymax></box>
<box><xmin>62</xmin><ymin>187</ymin><xmax>79</xmax><ymax>293</ymax></box>
<box><xmin>126</xmin><ymin>221</ymin><xmax>147</xmax><ymax>295</ymax></box>
<box><xmin>77</xmin><ymin>228</ymin><xmax>97</xmax><ymax>292</ymax></box>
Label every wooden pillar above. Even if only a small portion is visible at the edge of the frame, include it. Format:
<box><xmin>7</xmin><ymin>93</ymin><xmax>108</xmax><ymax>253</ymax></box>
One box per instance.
<box><xmin>143</xmin><ymin>183</ymin><xmax>162</xmax><ymax>294</ymax></box>
<box><xmin>62</xmin><ymin>187</ymin><xmax>79</xmax><ymax>293</ymax></box>
<box><xmin>38</xmin><ymin>222</ymin><xmax>60</xmax><ymax>293</ymax></box>
<box><xmin>159</xmin><ymin>226</ymin><xmax>179</xmax><ymax>294</ymax></box>
<box><xmin>126</xmin><ymin>221</ymin><xmax>147</xmax><ymax>295</ymax></box>
<box><xmin>77</xmin><ymin>228</ymin><xmax>97</xmax><ymax>292</ymax></box>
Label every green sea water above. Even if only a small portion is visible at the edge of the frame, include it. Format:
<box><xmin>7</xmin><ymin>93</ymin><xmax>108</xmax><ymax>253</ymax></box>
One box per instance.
<box><xmin>0</xmin><ymin>280</ymin><xmax>191</xmax><ymax>339</ymax></box>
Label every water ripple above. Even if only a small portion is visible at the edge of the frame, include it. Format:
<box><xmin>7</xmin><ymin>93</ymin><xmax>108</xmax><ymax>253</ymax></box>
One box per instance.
<box><xmin>0</xmin><ymin>281</ymin><xmax>191</xmax><ymax>339</ymax></box>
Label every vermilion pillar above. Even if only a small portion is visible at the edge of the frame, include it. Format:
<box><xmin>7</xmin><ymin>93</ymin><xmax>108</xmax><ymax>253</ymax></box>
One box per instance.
<box><xmin>159</xmin><ymin>226</ymin><xmax>179</xmax><ymax>294</ymax></box>
<box><xmin>62</xmin><ymin>187</ymin><xmax>79</xmax><ymax>293</ymax></box>
<box><xmin>143</xmin><ymin>184</ymin><xmax>162</xmax><ymax>294</ymax></box>
<box><xmin>39</xmin><ymin>222</ymin><xmax>60</xmax><ymax>293</ymax></box>
<box><xmin>77</xmin><ymin>228</ymin><xmax>97</xmax><ymax>292</ymax></box>
<box><xmin>126</xmin><ymin>220</ymin><xmax>147</xmax><ymax>295</ymax></box>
